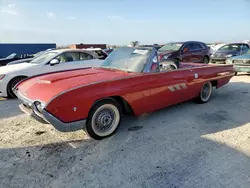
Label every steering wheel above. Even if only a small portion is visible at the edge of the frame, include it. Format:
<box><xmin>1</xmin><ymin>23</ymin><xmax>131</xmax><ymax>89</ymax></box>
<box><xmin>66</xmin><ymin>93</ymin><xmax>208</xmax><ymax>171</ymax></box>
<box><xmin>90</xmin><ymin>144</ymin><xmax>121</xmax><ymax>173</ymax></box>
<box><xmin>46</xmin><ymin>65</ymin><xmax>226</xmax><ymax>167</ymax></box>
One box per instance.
<box><xmin>159</xmin><ymin>59</ymin><xmax>179</xmax><ymax>71</ymax></box>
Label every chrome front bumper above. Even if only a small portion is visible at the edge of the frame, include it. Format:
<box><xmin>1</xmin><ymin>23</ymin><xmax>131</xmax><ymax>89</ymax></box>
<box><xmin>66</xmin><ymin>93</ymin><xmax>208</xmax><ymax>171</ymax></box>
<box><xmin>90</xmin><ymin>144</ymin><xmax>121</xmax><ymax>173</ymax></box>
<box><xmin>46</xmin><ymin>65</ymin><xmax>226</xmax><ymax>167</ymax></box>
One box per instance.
<box><xmin>16</xmin><ymin>91</ymin><xmax>86</xmax><ymax>132</ymax></box>
<box><xmin>233</xmin><ymin>65</ymin><xmax>250</xmax><ymax>72</ymax></box>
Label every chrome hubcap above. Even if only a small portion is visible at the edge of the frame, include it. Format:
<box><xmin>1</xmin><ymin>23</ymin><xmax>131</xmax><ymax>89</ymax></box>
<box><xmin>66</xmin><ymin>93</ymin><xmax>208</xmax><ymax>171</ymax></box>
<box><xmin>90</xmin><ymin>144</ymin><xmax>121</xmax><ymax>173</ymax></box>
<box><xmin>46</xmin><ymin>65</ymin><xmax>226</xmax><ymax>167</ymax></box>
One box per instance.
<box><xmin>201</xmin><ymin>83</ymin><xmax>211</xmax><ymax>101</ymax></box>
<box><xmin>95</xmin><ymin>108</ymin><xmax>115</xmax><ymax>132</ymax></box>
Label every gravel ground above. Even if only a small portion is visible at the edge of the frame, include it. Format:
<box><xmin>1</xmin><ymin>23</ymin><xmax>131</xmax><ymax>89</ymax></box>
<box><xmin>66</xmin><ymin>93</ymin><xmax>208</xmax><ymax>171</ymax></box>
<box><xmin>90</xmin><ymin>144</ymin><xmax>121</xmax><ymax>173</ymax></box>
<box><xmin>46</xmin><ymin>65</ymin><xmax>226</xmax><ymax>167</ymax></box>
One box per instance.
<box><xmin>0</xmin><ymin>74</ymin><xmax>250</xmax><ymax>188</ymax></box>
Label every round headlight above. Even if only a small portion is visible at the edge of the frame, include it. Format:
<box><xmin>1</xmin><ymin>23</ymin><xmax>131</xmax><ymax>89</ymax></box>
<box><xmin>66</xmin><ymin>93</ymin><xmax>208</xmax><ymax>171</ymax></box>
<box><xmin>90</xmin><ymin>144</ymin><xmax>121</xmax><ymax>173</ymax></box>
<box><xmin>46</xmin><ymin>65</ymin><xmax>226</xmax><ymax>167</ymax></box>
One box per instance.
<box><xmin>34</xmin><ymin>101</ymin><xmax>45</xmax><ymax>113</ymax></box>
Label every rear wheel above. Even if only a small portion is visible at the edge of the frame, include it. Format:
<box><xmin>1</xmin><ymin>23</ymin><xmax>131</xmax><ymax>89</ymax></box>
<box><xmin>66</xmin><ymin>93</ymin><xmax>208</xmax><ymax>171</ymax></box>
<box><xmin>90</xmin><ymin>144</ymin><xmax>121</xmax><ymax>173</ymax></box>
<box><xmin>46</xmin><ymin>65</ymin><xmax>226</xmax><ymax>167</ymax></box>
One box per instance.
<box><xmin>194</xmin><ymin>82</ymin><xmax>213</xmax><ymax>104</ymax></box>
<box><xmin>86</xmin><ymin>99</ymin><xmax>122</xmax><ymax>140</ymax></box>
<box><xmin>7</xmin><ymin>76</ymin><xmax>27</xmax><ymax>98</ymax></box>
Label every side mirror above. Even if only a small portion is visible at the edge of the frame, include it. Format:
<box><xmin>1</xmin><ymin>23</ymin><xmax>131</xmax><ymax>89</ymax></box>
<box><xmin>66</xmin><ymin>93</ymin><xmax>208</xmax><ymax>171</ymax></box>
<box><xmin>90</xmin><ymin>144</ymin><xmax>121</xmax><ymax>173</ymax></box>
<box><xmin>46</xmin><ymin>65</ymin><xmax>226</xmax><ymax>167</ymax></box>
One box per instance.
<box><xmin>50</xmin><ymin>59</ymin><xmax>59</xmax><ymax>66</ymax></box>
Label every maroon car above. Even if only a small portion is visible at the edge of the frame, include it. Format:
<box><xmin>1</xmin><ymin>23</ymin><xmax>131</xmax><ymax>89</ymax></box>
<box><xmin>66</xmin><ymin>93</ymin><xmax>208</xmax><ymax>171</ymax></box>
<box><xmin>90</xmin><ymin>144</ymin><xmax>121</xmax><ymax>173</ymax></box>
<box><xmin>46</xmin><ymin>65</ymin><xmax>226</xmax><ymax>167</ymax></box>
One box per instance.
<box><xmin>158</xmin><ymin>41</ymin><xmax>211</xmax><ymax>64</ymax></box>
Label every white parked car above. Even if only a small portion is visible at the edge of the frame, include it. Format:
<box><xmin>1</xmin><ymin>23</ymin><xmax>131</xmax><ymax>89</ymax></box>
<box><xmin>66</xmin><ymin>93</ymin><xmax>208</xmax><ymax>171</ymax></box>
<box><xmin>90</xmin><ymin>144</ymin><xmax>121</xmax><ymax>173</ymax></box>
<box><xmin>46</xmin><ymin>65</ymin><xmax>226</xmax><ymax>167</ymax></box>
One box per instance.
<box><xmin>0</xmin><ymin>49</ymin><xmax>104</xmax><ymax>98</ymax></box>
<box><xmin>209</xmin><ymin>43</ymin><xmax>227</xmax><ymax>54</ymax></box>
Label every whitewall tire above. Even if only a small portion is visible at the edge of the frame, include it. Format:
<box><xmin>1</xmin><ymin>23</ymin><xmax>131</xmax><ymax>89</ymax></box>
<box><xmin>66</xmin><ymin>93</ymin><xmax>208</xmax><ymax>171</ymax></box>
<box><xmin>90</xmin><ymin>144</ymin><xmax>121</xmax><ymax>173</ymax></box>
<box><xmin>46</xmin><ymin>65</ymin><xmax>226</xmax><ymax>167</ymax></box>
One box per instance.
<box><xmin>86</xmin><ymin>99</ymin><xmax>121</xmax><ymax>140</ymax></box>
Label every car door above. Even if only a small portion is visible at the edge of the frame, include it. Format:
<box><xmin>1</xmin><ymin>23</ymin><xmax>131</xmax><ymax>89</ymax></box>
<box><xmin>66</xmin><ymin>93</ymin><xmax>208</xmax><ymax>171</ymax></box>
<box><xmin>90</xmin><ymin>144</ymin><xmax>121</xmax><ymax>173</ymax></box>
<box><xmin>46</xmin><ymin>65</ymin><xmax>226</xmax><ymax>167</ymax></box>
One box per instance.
<box><xmin>191</xmin><ymin>43</ymin><xmax>205</xmax><ymax>63</ymax></box>
<box><xmin>145</xmin><ymin>69</ymin><xmax>193</xmax><ymax>112</ymax></box>
<box><xmin>180</xmin><ymin>43</ymin><xmax>195</xmax><ymax>62</ymax></box>
<box><xmin>139</xmin><ymin>52</ymin><xmax>197</xmax><ymax>113</ymax></box>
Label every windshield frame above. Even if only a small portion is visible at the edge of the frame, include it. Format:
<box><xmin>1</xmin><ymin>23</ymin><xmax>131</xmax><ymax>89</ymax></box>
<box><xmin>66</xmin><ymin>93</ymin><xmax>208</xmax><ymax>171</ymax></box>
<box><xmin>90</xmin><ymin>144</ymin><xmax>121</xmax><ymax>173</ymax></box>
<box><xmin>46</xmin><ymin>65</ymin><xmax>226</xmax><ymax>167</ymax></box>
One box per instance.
<box><xmin>99</xmin><ymin>47</ymin><xmax>157</xmax><ymax>73</ymax></box>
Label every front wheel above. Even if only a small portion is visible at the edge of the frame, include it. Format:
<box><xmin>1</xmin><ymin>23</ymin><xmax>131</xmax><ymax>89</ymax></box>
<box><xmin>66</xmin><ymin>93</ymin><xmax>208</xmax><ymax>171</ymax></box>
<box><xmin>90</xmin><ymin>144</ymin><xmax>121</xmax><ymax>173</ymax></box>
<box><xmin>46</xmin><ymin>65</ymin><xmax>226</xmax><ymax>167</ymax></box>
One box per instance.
<box><xmin>194</xmin><ymin>82</ymin><xmax>213</xmax><ymax>104</ymax></box>
<box><xmin>203</xmin><ymin>56</ymin><xmax>210</xmax><ymax>64</ymax></box>
<box><xmin>86</xmin><ymin>99</ymin><xmax>122</xmax><ymax>140</ymax></box>
<box><xmin>7</xmin><ymin>77</ymin><xmax>27</xmax><ymax>98</ymax></box>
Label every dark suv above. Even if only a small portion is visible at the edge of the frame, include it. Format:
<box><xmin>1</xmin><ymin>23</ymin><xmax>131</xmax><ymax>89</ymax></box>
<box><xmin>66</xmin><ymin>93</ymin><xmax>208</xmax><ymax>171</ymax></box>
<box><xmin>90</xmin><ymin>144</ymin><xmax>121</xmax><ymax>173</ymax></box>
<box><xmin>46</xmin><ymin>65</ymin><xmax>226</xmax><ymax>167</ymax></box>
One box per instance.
<box><xmin>157</xmin><ymin>41</ymin><xmax>211</xmax><ymax>64</ymax></box>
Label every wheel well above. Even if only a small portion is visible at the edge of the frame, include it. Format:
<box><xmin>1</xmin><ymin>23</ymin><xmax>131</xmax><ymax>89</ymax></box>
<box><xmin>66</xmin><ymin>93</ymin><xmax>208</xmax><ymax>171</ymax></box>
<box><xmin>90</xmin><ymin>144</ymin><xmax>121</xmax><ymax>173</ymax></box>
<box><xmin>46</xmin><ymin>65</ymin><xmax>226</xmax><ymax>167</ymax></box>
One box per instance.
<box><xmin>211</xmin><ymin>80</ymin><xmax>217</xmax><ymax>87</ymax></box>
<box><xmin>7</xmin><ymin>76</ymin><xmax>28</xmax><ymax>89</ymax></box>
<box><xmin>110</xmin><ymin>96</ymin><xmax>134</xmax><ymax>115</ymax></box>
<box><xmin>91</xmin><ymin>96</ymin><xmax>134</xmax><ymax>116</ymax></box>
<box><xmin>204</xmin><ymin>55</ymin><xmax>210</xmax><ymax>60</ymax></box>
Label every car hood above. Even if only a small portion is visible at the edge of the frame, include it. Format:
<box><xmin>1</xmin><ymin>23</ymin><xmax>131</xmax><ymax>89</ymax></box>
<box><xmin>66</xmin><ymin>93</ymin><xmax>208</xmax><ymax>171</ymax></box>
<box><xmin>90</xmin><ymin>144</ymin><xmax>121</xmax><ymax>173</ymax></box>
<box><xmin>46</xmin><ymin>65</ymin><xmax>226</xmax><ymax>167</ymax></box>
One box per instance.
<box><xmin>230</xmin><ymin>54</ymin><xmax>250</xmax><ymax>60</ymax></box>
<box><xmin>16</xmin><ymin>67</ymin><xmax>132</xmax><ymax>103</ymax></box>
<box><xmin>0</xmin><ymin>57</ymin><xmax>9</xmax><ymax>61</ymax></box>
<box><xmin>0</xmin><ymin>62</ymin><xmax>37</xmax><ymax>74</ymax></box>
<box><xmin>7</xmin><ymin>58</ymin><xmax>34</xmax><ymax>65</ymax></box>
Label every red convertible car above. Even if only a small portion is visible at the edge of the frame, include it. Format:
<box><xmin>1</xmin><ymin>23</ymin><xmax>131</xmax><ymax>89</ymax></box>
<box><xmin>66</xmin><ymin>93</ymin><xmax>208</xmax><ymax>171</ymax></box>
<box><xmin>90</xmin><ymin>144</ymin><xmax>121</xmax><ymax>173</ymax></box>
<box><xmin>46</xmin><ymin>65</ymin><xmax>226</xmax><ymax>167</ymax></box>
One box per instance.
<box><xmin>14</xmin><ymin>47</ymin><xmax>235</xmax><ymax>140</ymax></box>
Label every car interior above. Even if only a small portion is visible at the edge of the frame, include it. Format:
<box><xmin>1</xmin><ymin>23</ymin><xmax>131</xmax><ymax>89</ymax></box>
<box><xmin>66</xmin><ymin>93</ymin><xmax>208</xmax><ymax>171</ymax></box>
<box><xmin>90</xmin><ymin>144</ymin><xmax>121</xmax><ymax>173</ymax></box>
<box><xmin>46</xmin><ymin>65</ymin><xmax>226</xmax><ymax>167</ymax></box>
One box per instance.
<box><xmin>150</xmin><ymin>58</ymin><xmax>209</xmax><ymax>73</ymax></box>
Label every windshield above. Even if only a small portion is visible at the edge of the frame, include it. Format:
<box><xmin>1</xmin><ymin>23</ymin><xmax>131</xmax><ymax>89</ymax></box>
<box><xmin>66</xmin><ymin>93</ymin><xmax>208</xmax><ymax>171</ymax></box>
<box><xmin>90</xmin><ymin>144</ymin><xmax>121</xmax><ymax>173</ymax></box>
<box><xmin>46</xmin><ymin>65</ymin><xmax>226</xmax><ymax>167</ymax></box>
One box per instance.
<box><xmin>247</xmin><ymin>49</ymin><xmax>250</xmax><ymax>54</ymax></box>
<box><xmin>6</xmin><ymin>53</ymin><xmax>17</xmax><ymax>59</ymax></box>
<box><xmin>30</xmin><ymin>52</ymin><xmax>59</xmax><ymax>64</ymax></box>
<box><xmin>34</xmin><ymin>51</ymin><xmax>45</xmax><ymax>57</ymax></box>
<box><xmin>158</xmin><ymin>43</ymin><xmax>182</xmax><ymax>52</ymax></box>
<box><xmin>218</xmin><ymin>44</ymin><xmax>242</xmax><ymax>51</ymax></box>
<box><xmin>100</xmin><ymin>47</ymin><xmax>151</xmax><ymax>72</ymax></box>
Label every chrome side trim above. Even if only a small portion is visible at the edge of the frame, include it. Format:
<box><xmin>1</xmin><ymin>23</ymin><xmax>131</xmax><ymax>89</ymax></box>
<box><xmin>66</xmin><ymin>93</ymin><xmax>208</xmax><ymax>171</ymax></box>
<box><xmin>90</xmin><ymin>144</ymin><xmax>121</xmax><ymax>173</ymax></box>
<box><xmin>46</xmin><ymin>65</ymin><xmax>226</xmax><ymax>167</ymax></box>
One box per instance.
<box><xmin>42</xmin><ymin>110</ymin><xmax>86</xmax><ymax>132</ymax></box>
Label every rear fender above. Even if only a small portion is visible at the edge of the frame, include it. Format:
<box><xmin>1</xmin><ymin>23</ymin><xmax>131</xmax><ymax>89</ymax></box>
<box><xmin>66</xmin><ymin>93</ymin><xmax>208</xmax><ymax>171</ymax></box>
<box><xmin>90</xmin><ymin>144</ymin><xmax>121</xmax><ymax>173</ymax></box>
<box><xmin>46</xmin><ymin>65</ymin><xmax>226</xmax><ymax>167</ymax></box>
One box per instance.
<box><xmin>216</xmin><ymin>76</ymin><xmax>232</xmax><ymax>88</ymax></box>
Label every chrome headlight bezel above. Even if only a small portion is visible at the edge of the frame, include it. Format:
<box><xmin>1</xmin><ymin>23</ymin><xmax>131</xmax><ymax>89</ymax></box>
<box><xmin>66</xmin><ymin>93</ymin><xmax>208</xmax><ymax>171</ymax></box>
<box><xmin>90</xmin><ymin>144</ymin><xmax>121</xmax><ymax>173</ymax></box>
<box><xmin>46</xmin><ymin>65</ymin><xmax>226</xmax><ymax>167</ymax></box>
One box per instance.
<box><xmin>34</xmin><ymin>101</ymin><xmax>45</xmax><ymax>113</ymax></box>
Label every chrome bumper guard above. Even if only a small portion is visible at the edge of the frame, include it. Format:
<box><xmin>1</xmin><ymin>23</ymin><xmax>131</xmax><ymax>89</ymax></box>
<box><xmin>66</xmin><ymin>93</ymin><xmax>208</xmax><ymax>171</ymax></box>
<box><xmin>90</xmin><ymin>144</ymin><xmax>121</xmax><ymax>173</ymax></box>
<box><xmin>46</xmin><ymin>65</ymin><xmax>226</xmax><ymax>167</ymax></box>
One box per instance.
<box><xmin>16</xmin><ymin>90</ymin><xmax>86</xmax><ymax>132</ymax></box>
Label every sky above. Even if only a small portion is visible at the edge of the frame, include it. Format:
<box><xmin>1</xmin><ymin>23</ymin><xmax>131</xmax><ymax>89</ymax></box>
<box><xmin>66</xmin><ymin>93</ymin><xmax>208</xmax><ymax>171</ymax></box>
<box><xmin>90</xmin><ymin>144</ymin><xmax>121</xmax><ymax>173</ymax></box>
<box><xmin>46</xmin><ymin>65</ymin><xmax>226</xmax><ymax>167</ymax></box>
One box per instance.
<box><xmin>0</xmin><ymin>0</ymin><xmax>250</xmax><ymax>45</ymax></box>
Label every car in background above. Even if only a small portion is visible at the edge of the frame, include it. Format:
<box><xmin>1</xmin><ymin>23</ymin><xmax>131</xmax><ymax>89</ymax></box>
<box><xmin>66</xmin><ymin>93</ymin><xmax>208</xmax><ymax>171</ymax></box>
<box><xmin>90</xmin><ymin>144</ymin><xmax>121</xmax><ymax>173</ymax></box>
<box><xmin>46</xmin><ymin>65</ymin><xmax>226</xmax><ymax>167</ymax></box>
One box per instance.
<box><xmin>210</xmin><ymin>43</ymin><xmax>250</xmax><ymax>64</ymax></box>
<box><xmin>158</xmin><ymin>41</ymin><xmax>211</xmax><ymax>64</ymax></box>
<box><xmin>6</xmin><ymin>49</ymin><xmax>55</xmax><ymax>66</ymax></box>
<box><xmin>0</xmin><ymin>53</ymin><xmax>34</xmax><ymax>66</ymax></box>
<box><xmin>84</xmin><ymin>48</ymin><xmax>108</xmax><ymax>60</ymax></box>
<box><xmin>103</xmin><ymin>48</ymin><xmax>114</xmax><ymax>55</ymax></box>
<box><xmin>226</xmin><ymin>48</ymin><xmax>250</xmax><ymax>75</ymax></box>
<box><xmin>207</xmin><ymin>43</ymin><xmax>226</xmax><ymax>54</ymax></box>
<box><xmin>139</xmin><ymin>44</ymin><xmax>163</xmax><ymax>51</ymax></box>
<box><xmin>0</xmin><ymin>49</ymin><xmax>104</xmax><ymax>98</ymax></box>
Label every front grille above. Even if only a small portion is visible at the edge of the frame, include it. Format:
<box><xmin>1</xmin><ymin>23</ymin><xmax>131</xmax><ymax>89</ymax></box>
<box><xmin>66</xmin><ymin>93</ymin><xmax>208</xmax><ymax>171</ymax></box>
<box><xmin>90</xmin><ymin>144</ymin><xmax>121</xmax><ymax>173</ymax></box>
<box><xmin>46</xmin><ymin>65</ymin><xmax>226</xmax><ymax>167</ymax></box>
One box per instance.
<box><xmin>233</xmin><ymin>60</ymin><xmax>250</xmax><ymax>64</ymax></box>
<box><xmin>233</xmin><ymin>60</ymin><xmax>243</xmax><ymax>64</ymax></box>
<box><xmin>213</xmin><ymin>59</ymin><xmax>225</xmax><ymax>61</ymax></box>
<box><xmin>214</xmin><ymin>53</ymin><xmax>225</xmax><ymax>58</ymax></box>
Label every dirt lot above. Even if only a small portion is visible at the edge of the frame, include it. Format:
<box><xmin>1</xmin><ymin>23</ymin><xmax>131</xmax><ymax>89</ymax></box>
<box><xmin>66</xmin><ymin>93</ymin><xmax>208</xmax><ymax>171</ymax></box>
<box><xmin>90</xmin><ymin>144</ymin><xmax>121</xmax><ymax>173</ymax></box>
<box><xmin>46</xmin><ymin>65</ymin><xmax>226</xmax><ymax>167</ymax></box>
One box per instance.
<box><xmin>0</xmin><ymin>74</ymin><xmax>250</xmax><ymax>188</ymax></box>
